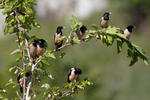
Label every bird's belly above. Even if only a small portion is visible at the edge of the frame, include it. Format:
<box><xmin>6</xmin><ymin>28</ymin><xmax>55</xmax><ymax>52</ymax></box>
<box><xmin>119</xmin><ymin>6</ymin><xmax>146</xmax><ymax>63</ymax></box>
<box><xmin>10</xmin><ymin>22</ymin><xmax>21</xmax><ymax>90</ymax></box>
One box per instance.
<box><xmin>69</xmin><ymin>74</ymin><xmax>77</xmax><ymax>82</ymax></box>
<box><xmin>101</xmin><ymin>20</ymin><xmax>108</xmax><ymax>28</ymax></box>
<box><xmin>29</xmin><ymin>47</ymin><xmax>37</xmax><ymax>58</ymax></box>
<box><xmin>37</xmin><ymin>47</ymin><xmax>45</xmax><ymax>56</ymax></box>
<box><xmin>124</xmin><ymin>29</ymin><xmax>131</xmax><ymax>39</ymax></box>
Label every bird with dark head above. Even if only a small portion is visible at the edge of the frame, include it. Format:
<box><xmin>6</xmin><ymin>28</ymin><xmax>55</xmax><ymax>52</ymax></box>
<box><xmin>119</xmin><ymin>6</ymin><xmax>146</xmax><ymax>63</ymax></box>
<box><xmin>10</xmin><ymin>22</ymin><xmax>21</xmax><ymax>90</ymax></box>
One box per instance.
<box><xmin>100</xmin><ymin>12</ymin><xmax>111</xmax><ymax>28</ymax></box>
<box><xmin>29</xmin><ymin>40</ymin><xmax>38</xmax><ymax>60</ymax></box>
<box><xmin>74</xmin><ymin>25</ymin><xmax>87</xmax><ymax>40</ymax></box>
<box><xmin>67</xmin><ymin>68</ymin><xmax>82</xmax><ymax>83</ymax></box>
<box><xmin>37</xmin><ymin>39</ymin><xmax>46</xmax><ymax>56</ymax></box>
<box><xmin>124</xmin><ymin>25</ymin><xmax>136</xmax><ymax>40</ymax></box>
<box><xmin>54</xmin><ymin>26</ymin><xmax>63</xmax><ymax>50</ymax></box>
<box><xmin>17</xmin><ymin>71</ymin><xmax>32</xmax><ymax>93</ymax></box>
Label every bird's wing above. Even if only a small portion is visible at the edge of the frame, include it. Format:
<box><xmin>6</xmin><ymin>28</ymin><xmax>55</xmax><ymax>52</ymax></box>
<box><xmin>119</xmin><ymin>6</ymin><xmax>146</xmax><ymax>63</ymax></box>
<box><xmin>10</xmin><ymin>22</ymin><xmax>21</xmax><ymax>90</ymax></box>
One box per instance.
<box><xmin>67</xmin><ymin>70</ymin><xmax>71</xmax><ymax>83</ymax></box>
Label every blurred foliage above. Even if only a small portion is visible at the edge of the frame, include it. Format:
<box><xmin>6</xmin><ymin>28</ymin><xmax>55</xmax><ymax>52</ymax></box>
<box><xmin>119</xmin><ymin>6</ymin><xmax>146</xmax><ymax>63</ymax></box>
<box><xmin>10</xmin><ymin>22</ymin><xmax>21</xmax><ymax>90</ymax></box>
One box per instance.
<box><xmin>109</xmin><ymin>0</ymin><xmax>150</xmax><ymax>29</ymax></box>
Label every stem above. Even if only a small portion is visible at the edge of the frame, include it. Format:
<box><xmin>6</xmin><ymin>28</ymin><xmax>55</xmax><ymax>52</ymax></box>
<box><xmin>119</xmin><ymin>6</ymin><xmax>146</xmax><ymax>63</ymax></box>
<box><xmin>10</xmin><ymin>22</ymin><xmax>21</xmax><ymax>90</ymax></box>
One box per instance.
<box><xmin>25</xmin><ymin>59</ymin><xmax>41</xmax><ymax>100</ymax></box>
<box><xmin>25</xmin><ymin>38</ymin><xmax>31</xmax><ymax>63</ymax></box>
<box><xmin>16</xmin><ymin>91</ymin><xmax>23</xmax><ymax>100</ymax></box>
<box><xmin>50</xmin><ymin>43</ymin><xmax>71</xmax><ymax>53</ymax></box>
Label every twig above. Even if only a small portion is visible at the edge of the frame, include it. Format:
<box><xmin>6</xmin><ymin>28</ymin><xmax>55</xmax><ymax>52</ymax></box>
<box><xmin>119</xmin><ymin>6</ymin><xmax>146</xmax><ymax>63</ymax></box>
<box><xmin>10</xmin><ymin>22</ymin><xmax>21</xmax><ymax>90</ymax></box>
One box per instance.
<box><xmin>50</xmin><ymin>43</ymin><xmax>71</xmax><ymax>54</ymax></box>
<box><xmin>58</xmin><ymin>90</ymin><xmax>72</xmax><ymax>100</ymax></box>
<box><xmin>16</xmin><ymin>91</ymin><xmax>23</xmax><ymax>100</ymax></box>
<box><xmin>25</xmin><ymin>59</ymin><xmax>41</xmax><ymax>100</ymax></box>
<box><xmin>25</xmin><ymin>38</ymin><xmax>31</xmax><ymax>62</ymax></box>
<box><xmin>15</xmin><ymin>66</ymin><xmax>23</xmax><ymax>71</ymax></box>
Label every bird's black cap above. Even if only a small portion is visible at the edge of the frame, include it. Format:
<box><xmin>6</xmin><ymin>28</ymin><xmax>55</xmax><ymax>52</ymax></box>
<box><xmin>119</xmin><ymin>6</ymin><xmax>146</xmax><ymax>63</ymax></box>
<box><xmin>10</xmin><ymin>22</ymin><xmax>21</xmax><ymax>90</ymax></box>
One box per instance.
<box><xmin>74</xmin><ymin>68</ymin><xmax>82</xmax><ymax>75</ymax></box>
<box><xmin>103</xmin><ymin>12</ymin><xmax>111</xmax><ymax>20</ymax></box>
<box><xmin>32</xmin><ymin>40</ymin><xmax>39</xmax><ymax>47</ymax></box>
<box><xmin>38</xmin><ymin>39</ymin><xmax>45</xmax><ymax>44</ymax></box>
<box><xmin>38</xmin><ymin>39</ymin><xmax>46</xmax><ymax>48</ymax></box>
<box><xmin>126</xmin><ymin>25</ymin><xmax>136</xmax><ymax>32</ymax></box>
<box><xmin>56</xmin><ymin>26</ymin><xmax>63</xmax><ymax>34</ymax></box>
<box><xmin>80</xmin><ymin>25</ymin><xmax>87</xmax><ymax>33</ymax></box>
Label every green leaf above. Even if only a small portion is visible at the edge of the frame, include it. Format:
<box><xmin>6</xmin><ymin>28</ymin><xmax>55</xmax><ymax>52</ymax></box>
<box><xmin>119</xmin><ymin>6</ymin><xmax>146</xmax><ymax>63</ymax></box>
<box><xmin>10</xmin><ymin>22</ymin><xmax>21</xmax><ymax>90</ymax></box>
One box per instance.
<box><xmin>73</xmin><ymin>37</ymin><xmax>81</xmax><ymax>44</ymax></box>
<box><xmin>129</xmin><ymin>52</ymin><xmax>138</xmax><ymax>66</ymax></box>
<box><xmin>33</xmin><ymin>22</ymin><xmax>41</xmax><ymax>29</ymax></box>
<box><xmin>9</xmin><ymin>66</ymin><xmax>16</xmax><ymax>72</ymax></box>
<box><xmin>10</xmin><ymin>49</ymin><xmax>20</xmax><ymax>55</ymax></box>
<box><xmin>107</xmin><ymin>35</ymin><xmax>114</xmax><ymax>45</ymax></box>
<box><xmin>18</xmin><ymin>15</ymin><xmax>25</xmax><ymax>23</ymax></box>
<box><xmin>117</xmin><ymin>38</ymin><xmax>123</xmax><ymax>53</ymax></box>
<box><xmin>144</xmin><ymin>59</ymin><xmax>149</xmax><ymax>66</ymax></box>
<box><xmin>4</xmin><ymin>26</ymin><xmax>8</xmax><ymax>35</ymax></box>
<box><xmin>91</xmin><ymin>24</ymin><xmax>98</xmax><ymax>30</ymax></box>
<box><xmin>20</xmin><ymin>70</ymin><xmax>28</xmax><ymax>77</ymax></box>
<box><xmin>41</xmin><ymin>59</ymin><xmax>49</xmax><ymax>65</ymax></box>
<box><xmin>6</xmin><ymin>15</ymin><xmax>15</xmax><ymax>24</ymax></box>
<box><xmin>41</xmin><ymin>83</ymin><xmax>50</xmax><ymax>90</ymax></box>
<box><xmin>8</xmin><ymin>27</ymin><xmax>19</xmax><ymax>34</ymax></box>
<box><xmin>0</xmin><ymin>4</ymin><xmax>4</xmax><ymax>9</ymax></box>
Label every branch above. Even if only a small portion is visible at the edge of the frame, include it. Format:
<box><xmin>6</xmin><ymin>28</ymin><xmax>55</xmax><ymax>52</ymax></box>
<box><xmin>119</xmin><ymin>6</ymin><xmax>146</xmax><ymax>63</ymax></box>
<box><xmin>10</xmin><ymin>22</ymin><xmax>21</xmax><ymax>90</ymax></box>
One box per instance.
<box><xmin>25</xmin><ymin>38</ymin><xmax>31</xmax><ymax>63</ymax></box>
<box><xmin>16</xmin><ymin>91</ymin><xmax>23</xmax><ymax>100</ymax></box>
<box><xmin>25</xmin><ymin>59</ymin><xmax>41</xmax><ymax>100</ymax></box>
<box><xmin>50</xmin><ymin>43</ymin><xmax>71</xmax><ymax>53</ymax></box>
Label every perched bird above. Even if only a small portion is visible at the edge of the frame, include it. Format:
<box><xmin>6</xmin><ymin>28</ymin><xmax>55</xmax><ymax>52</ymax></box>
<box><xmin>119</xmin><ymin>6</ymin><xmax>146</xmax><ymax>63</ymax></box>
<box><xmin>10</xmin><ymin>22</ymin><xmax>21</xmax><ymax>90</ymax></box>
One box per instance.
<box><xmin>100</xmin><ymin>12</ymin><xmax>111</xmax><ymax>28</ymax></box>
<box><xmin>67</xmin><ymin>68</ymin><xmax>82</xmax><ymax>83</ymax></box>
<box><xmin>36</xmin><ymin>39</ymin><xmax>46</xmax><ymax>56</ymax></box>
<box><xmin>17</xmin><ymin>71</ymin><xmax>32</xmax><ymax>93</ymax></box>
<box><xmin>29</xmin><ymin>40</ymin><xmax>38</xmax><ymax>60</ymax></box>
<box><xmin>124</xmin><ymin>25</ymin><xmax>136</xmax><ymax>40</ymax></box>
<box><xmin>74</xmin><ymin>25</ymin><xmax>87</xmax><ymax>40</ymax></box>
<box><xmin>54</xmin><ymin>26</ymin><xmax>63</xmax><ymax>50</ymax></box>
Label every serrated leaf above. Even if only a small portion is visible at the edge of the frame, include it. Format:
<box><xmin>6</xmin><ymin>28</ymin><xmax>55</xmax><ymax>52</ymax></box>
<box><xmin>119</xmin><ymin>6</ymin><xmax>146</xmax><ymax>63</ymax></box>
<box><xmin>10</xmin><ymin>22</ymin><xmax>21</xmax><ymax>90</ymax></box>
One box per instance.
<box><xmin>60</xmin><ymin>36</ymin><xmax>66</xmax><ymax>41</ymax></box>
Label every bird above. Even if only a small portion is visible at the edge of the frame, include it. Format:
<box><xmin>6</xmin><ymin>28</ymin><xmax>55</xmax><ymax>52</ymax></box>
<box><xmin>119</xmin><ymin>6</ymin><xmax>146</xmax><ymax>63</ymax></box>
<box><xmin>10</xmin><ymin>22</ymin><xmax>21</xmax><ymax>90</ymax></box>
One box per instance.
<box><xmin>74</xmin><ymin>25</ymin><xmax>87</xmax><ymax>40</ymax></box>
<box><xmin>36</xmin><ymin>39</ymin><xmax>46</xmax><ymax>56</ymax></box>
<box><xmin>54</xmin><ymin>26</ymin><xmax>63</xmax><ymax>50</ymax></box>
<box><xmin>100</xmin><ymin>12</ymin><xmax>111</xmax><ymax>28</ymax></box>
<box><xmin>124</xmin><ymin>25</ymin><xmax>136</xmax><ymax>40</ymax></box>
<box><xmin>29</xmin><ymin>40</ymin><xmax>38</xmax><ymax>60</ymax></box>
<box><xmin>17</xmin><ymin>71</ymin><xmax>32</xmax><ymax>93</ymax></box>
<box><xmin>67</xmin><ymin>68</ymin><xmax>82</xmax><ymax>83</ymax></box>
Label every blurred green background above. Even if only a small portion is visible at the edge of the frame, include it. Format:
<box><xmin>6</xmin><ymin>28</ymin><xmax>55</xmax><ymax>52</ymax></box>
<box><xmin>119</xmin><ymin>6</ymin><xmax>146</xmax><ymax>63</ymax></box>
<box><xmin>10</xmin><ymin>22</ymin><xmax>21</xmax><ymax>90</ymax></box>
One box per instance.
<box><xmin>0</xmin><ymin>0</ymin><xmax>150</xmax><ymax>99</ymax></box>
